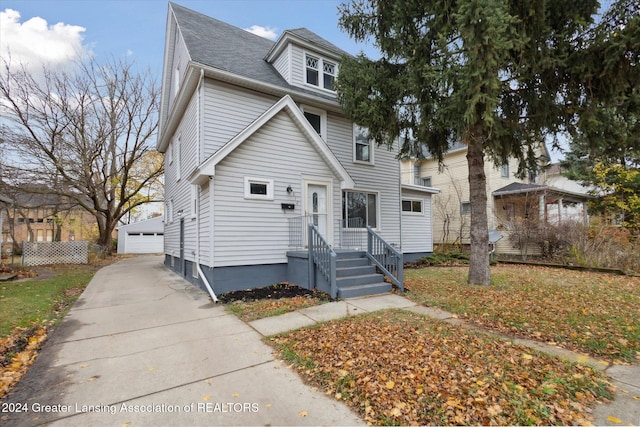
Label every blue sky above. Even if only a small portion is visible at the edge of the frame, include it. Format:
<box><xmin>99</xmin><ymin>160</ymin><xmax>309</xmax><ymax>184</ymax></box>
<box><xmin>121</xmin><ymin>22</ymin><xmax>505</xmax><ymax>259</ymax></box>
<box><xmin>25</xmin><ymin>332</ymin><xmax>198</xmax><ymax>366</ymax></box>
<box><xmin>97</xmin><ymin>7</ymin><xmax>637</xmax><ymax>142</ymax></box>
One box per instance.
<box><xmin>0</xmin><ymin>0</ymin><xmax>375</xmax><ymax>77</ymax></box>
<box><xmin>1</xmin><ymin>0</ymin><xmax>573</xmax><ymax>162</ymax></box>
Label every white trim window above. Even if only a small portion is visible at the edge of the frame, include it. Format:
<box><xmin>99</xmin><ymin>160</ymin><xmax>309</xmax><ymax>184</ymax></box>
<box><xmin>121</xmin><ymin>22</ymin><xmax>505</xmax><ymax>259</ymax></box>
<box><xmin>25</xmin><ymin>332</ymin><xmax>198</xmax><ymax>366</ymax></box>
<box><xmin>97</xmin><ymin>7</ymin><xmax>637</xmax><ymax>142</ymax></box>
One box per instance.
<box><xmin>402</xmin><ymin>199</ymin><xmax>423</xmax><ymax>214</ymax></box>
<box><xmin>167</xmin><ymin>199</ymin><xmax>174</xmax><ymax>223</ymax></box>
<box><xmin>190</xmin><ymin>185</ymin><xmax>199</xmax><ymax>218</ymax></box>
<box><xmin>301</xmin><ymin>105</ymin><xmax>327</xmax><ymax>140</ymax></box>
<box><xmin>501</xmin><ymin>163</ymin><xmax>509</xmax><ymax>178</ymax></box>
<box><xmin>244</xmin><ymin>177</ymin><xmax>274</xmax><ymax>200</ymax></box>
<box><xmin>353</xmin><ymin>125</ymin><xmax>373</xmax><ymax>164</ymax></box>
<box><xmin>305</xmin><ymin>53</ymin><xmax>337</xmax><ymax>92</ymax></box>
<box><xmin>175</xmin><ymin>135</ymin><xmax>182</xmax><ymax>181</ymax></box>
<box><xmin>343</xmin><ymin>190</ymin><xmax>378</xmax><ymax>229</ymax></box>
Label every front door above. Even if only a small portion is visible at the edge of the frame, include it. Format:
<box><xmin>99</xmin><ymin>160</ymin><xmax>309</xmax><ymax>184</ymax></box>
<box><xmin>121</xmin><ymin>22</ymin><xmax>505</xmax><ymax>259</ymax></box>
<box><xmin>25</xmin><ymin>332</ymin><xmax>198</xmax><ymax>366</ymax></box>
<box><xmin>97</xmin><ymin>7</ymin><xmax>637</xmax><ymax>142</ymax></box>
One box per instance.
<box><xmin>305</xmin><ymin>182</ymin><xmax>330</xmax><ymax>244</ymax></box>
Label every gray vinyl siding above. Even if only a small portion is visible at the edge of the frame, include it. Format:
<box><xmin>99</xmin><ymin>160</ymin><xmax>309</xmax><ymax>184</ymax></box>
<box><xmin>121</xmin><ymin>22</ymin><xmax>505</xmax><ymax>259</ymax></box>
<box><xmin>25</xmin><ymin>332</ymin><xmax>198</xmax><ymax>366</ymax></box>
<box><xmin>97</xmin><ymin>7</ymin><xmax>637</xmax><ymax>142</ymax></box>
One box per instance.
<box><xmin>272</xmin><ymin>45</ymin><xmax>291</xmax><ymax>83</ymax></box>
<box><xmin>326</xmin><ymin>112</ymin><xmax>402</xmax><ymax>247</ymax></box>
<box><xmin>202</xmin><ymin>80</ymin><xmax>277</xmax><ymax>159</ymax></box>
<box><xmin>168</xmin><ymin>30</ymin><xmax>190</xmax><ymax>110</ymax></box>
<box><xmin>198</xmin><ymin>181</ymin><xmax>211</xmax><ymax>265</ymax></box>
<box><xmin>164</xmin><ymin>90</ymin><xmax>199</xmax><ymax>260</ymax></box>
<box><xmin>289</xmin><ymin>44</ymin><xmax>305</xmax><ymax>88</ymax></box>
<box><xmin>401</xmin><ymin>190</ymin><xmax>433</xmax><ymax>253</ymax></box>
<box><xmin>213</xmin><ymin>109</ymin><xmax>340</xmax><ymax>267</ymax></box>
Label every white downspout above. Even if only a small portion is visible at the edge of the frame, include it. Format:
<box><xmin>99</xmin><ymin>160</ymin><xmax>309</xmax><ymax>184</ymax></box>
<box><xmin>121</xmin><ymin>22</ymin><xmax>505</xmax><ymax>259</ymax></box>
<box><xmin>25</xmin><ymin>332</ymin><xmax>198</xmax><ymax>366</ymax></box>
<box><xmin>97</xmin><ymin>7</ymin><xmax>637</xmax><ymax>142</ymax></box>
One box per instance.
<box><xmin>197</xmin><ymin>263</ymin><xmax>218</xmax><ymax>302</ymax></box>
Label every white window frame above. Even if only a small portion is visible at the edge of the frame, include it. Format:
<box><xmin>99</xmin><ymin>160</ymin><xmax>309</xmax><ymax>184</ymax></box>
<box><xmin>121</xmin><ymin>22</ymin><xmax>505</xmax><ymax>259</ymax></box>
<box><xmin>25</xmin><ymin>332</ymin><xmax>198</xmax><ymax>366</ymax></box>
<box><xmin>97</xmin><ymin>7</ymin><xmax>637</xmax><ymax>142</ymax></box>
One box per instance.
<box><xmin>244</xmin><ymin>177</ymin><xmax>274</xmax><ymax>201</ymax></box>
<box><xmin>301</xmin><ymin>105</ymin><xmax>327</xmax><ymax>140</ymax></box>
<box><xmin>353</xmin><ymin>125</ymin><xmax>374</xmax><ymax>165</ymax></box>
<box><xmin>190</xmin><ymin>185</ymin><xmax>199</xmax><ymax>219</ymax></box>
<box><xmin>413</xmin><ymin>163</ymin><xmax>421</xmax><ymax>186</ymax></box>
<box><xmin>501</xmin><ymin>163</ymin><xmax>509</xmax><ymax>178</ymax></box>
<box><xmin>343</xmin><ymin>190</ymin><xmax>379</xmax><ymax>230</ymax></box>
<box><xmin>174</xmin><ymin>64</ymin><xmax>180</xmax><ymax>97</ymax></box>
<box><xmin>402</xmin><ymin>198</ymin><xmax>424</xmax><ymax>215</ymax></box>
<box><xmin>175</xmin><ymin>134</ymin><xmax>182</xmax><ymax>181</ymax></box>
<box><xmin>167</xmin><ymin>199</ymin><xmax>174</xmax><ymax>223</ymax></box>
<box><xmin>304</xmin><ymin>52</ymin><xmax>337</xmax><ymax>92</ymax></box>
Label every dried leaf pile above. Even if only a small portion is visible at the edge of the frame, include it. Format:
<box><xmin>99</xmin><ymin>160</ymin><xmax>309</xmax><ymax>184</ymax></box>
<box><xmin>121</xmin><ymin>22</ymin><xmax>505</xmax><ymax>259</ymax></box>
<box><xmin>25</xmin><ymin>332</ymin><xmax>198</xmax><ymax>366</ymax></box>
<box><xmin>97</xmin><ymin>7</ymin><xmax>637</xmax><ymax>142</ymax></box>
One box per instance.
<box><xmin>0</xmin><ymin>326</ymin><xmax>47</xmax><ymax>398</ymax></box>
<box><xmin>270</xmin><ymin>311</ymin><xmax>611</xmax><ymax>426</ymax></box>
<box><xmin>405</xmin><ymin>265</ymin><xmax>640</xmax><ymax>362</ymax></box>
<box><xmin>0</xmin><ymin>265</ymin><xmax>37</xmax><ymax>280</ymax></box>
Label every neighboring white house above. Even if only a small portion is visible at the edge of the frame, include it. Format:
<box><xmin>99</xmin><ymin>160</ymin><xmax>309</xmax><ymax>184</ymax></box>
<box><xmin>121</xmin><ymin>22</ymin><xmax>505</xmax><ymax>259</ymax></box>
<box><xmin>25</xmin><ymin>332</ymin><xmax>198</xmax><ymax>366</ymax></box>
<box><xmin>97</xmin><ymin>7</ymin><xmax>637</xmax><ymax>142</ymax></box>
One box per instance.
<box><xmin>403</xmin><ymin>141</ymin><xmax>591</xmax><ymax>257</ymax></box>
<box><xmin>157</xmin><ymin>3</ymin><xmax>438</xmax><ymax>298</ymax></box>
<box><xmin>117</xmin><ymin>216</ymin><xmax>164</xmax><ymax>254</ymax></box>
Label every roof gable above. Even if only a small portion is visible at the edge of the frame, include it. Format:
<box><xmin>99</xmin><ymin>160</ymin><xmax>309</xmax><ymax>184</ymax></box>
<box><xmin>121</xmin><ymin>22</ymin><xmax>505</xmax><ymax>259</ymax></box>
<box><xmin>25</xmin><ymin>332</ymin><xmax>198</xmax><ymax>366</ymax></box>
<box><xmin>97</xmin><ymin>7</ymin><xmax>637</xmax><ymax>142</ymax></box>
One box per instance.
<box><xmin>170</xmin><ymin>3</ymin><xmax>284</xmax><ymax>87</ymax></box>
<box><xmin>118</xmin><ymin>216</ymin><xmax>165</xmax><ymax>232</ymax></box>
<box><xmin>265</xmin><ymin>28</ymin><xmax>350</xmax><ymax>63</ymax></box>
<box><xmin>191</xmin><ymin>95</ymin><xmax>354</xmax><ymax>188</ymax></box>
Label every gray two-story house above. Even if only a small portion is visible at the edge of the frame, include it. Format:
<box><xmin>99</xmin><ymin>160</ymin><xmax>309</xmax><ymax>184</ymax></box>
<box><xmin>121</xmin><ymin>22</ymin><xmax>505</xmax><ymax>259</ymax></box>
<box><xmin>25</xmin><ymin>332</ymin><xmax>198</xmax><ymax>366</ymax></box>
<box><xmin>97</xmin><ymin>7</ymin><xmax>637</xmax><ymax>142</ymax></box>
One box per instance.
<box><xmin>158</xmin><ymin>3</ymin><xmax>438</xmax><ymax>299</ymax></box>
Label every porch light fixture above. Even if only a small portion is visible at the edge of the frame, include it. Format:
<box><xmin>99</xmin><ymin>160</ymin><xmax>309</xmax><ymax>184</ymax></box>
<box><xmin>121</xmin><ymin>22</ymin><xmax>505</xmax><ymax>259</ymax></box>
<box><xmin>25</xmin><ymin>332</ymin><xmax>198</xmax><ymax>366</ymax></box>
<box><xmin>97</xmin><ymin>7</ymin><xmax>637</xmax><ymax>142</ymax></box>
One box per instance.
<box><xmin>177</xmin><ymin>209</ymin><xmax>183</xmax><ymax>216</ymax></box>
<box><xmin>286</xmin><ymin>185</ymin><xmax>293</xmax><ymax>194</ymax></box>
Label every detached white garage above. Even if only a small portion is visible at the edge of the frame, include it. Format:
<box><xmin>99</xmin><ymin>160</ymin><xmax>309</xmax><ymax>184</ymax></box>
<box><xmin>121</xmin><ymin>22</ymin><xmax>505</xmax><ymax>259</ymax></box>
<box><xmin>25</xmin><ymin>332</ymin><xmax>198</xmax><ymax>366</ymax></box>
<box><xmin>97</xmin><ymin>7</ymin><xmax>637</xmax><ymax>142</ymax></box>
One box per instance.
<box><xmin>117</xmin><ymin>216</ymin><xmax>164</xmax><ymax>254</ymax></box>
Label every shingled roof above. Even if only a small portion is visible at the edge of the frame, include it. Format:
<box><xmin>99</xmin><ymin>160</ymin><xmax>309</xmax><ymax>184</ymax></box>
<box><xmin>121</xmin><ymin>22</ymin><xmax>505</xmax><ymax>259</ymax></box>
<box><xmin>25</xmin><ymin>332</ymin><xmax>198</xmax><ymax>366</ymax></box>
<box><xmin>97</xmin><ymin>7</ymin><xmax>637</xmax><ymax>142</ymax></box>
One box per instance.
<box><xmin>169</xmin><ymin>3</ymin><xmax>345</xmax><ymax>98</ymax></box>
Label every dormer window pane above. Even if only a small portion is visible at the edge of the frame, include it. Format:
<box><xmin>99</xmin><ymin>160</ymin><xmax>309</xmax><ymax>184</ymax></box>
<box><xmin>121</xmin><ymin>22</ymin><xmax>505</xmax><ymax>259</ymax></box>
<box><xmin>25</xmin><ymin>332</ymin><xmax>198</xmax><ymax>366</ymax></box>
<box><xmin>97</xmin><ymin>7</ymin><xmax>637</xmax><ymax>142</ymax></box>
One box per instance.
<box><xmin>323</xmin><ymin>61</ymin><xmax>336</xmax><ymax>90</ymax></box>
<box><xmin>306</xmin><ymin>55</ymin><xmax>319</xmax><ymax>86</ymax></box>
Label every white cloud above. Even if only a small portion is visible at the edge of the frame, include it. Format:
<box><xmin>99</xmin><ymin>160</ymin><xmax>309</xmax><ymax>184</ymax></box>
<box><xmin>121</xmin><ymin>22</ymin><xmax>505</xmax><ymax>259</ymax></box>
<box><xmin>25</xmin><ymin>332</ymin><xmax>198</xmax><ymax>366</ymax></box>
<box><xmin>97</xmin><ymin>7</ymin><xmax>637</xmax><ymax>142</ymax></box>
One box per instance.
<box><xmin>0</xmin><ymin>8</ymin><xmax>90</xmax><ymax>72</ymax></box>
<box><xmin>244</xmin><ymin>25</ymin><xmax>278</xmax><ymax>41</ymax></box>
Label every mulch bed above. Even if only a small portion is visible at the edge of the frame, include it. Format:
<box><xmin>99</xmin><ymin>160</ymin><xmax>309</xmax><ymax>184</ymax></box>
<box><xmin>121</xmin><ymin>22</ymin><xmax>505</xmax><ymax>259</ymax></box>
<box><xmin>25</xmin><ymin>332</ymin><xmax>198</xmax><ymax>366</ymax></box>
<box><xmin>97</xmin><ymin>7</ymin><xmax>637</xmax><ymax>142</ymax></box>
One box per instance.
<box><xmin>218</xmin><ymin>282</ymin><xmax>328</xmax><ymax>303</ymax></box>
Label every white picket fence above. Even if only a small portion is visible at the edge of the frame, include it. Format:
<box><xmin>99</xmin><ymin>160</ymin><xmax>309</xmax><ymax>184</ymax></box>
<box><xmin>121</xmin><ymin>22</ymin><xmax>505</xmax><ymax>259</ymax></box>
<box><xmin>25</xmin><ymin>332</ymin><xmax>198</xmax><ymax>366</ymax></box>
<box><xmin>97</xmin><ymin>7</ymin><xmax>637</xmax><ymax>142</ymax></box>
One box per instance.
<box><xmin>22</xmin><ymin>241</ymin><xmax>89</xmax><ymax>266</ymax></box>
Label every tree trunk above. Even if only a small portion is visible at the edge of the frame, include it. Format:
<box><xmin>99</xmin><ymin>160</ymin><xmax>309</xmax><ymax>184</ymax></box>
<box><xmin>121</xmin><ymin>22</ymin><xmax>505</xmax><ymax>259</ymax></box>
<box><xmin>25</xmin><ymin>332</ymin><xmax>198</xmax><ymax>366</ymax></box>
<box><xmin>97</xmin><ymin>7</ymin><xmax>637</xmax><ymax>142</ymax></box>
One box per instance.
<box><xmin>466</xmin><ymin>133</ymin><xmax>491</xmax><ymax>285</ymax></box>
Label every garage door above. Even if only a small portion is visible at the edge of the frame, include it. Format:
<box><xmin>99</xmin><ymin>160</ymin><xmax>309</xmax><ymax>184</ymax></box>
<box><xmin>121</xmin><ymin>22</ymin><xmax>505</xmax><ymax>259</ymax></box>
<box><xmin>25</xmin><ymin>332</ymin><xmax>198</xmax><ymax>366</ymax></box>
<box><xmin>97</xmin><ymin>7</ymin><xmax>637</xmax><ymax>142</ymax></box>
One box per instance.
<box><xmin>126</xmin><ymin>233</ymin><xmax>164</xmax><ymax>254</ymax></box>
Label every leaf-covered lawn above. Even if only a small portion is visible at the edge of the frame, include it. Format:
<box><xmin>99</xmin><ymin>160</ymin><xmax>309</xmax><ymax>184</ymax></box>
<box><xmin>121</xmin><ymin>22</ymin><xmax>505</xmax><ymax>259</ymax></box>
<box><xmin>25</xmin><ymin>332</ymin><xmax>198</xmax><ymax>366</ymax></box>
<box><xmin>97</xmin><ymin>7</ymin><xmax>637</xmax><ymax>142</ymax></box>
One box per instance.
<box><xmin>404</xmin><ymin>265</ymin><xmax>640</xmax><ymax>363</ymax></box>
<box><xmin>270</xmin><ymin>310</ymin><xmax>611</xmax><ymax>426</ymax></box>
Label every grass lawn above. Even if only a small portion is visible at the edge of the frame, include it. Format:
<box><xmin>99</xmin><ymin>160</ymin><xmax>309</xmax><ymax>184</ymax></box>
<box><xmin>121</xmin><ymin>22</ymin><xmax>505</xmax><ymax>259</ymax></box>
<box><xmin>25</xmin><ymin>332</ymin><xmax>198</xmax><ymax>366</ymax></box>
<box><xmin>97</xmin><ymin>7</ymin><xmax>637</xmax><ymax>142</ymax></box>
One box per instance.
<box><xmin>0</xmin><ymin>263</ymin><xmax>104</xmax><ymax>397</ymax></box>
<box><xmin>404</xmin><ymin>265</ymin><xmax>640</xmax><ymax>363</ymax></box>
<box><xmin>0</xmin><ymin>264</ymin><xmax>98</xmax><ymax>337</ymax></box>
<box><xmin>270</xmin><ymin>310</ymin><xmax>612</xmax><ymax>426</ymax></box>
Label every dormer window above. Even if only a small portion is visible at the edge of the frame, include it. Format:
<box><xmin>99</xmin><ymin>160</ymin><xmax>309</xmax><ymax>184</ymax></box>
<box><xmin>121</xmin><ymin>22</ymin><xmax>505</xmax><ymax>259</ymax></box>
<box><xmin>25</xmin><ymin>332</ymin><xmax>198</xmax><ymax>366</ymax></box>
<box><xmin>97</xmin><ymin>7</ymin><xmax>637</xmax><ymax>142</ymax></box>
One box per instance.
<box><xmin>306</xmin><ymin>55</ymin><xmax>319</xmax><ymax>86</ymax></box>
<box><xmin>323</xmin><ymin>61</ymin><xmax>336</xmax><ymax>90</ymax></box>
<box><xmin>305</xmin><ymin>53</ymin><xmax>337</xmax><ymax>92</ymax></box>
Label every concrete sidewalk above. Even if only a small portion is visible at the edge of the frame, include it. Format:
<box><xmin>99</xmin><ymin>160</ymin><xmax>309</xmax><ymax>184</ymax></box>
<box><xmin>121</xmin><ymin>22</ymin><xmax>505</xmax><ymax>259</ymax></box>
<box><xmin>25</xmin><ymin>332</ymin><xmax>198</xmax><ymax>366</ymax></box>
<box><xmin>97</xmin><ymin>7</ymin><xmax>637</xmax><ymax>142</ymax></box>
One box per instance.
<box><xmin>1</xmin><ymin>255</ymin><xmax>362</xmax><ymax>426</ymax></box>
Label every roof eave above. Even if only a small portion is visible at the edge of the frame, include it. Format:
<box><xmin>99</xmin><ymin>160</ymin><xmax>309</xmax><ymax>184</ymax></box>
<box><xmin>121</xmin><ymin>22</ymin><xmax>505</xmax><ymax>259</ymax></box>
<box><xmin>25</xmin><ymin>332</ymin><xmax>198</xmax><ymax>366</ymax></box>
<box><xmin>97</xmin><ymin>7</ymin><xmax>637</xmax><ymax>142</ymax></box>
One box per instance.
<box><xmin>401</xmin><ymin>184</ymin><xmax>441</xmax><ymax>194</ymax></box>
<box><xmin>265</xmin><ymin>31</ymin><xmax>347</xmax><ymax>63</ymax></box>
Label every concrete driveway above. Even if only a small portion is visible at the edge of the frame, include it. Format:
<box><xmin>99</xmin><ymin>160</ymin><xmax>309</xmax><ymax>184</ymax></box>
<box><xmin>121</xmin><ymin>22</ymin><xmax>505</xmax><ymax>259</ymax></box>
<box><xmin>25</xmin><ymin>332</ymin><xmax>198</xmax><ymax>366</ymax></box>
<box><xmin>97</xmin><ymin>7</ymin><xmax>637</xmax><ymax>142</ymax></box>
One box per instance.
<box><xmin>1</xmin><ymin>255</ymin><xmax>362</xmax><ymax>426</ymax></box>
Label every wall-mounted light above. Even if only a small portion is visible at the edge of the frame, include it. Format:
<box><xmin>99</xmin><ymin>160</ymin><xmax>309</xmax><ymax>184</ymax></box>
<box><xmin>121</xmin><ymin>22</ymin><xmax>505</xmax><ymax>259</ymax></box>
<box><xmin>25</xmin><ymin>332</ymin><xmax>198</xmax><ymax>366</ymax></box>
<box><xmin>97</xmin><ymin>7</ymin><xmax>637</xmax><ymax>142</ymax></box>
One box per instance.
<box><xmin>286</xmin><ymin>185</ymin><xmax>293</xmax><ymax>194</ymax></box>
<box><xmin>177</xmin><ymin>209</ymin><xmax>184</xmax><ymax>217</ymax></box>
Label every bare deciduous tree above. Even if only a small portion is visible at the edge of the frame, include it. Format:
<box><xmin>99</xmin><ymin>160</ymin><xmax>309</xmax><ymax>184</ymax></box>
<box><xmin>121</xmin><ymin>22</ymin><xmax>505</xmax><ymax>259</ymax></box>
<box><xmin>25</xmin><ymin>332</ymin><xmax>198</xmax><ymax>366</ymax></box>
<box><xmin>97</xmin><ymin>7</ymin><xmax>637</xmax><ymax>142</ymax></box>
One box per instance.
<box><xmin>0</xmin><ymin>55</ymin><xmax>163</xmax><ymax>252</ymax></box>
